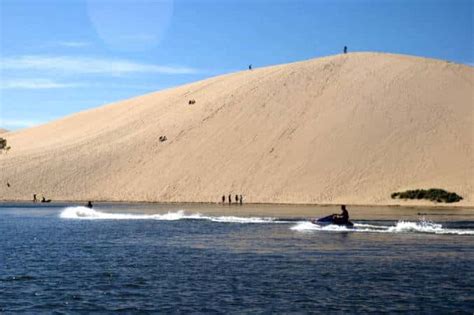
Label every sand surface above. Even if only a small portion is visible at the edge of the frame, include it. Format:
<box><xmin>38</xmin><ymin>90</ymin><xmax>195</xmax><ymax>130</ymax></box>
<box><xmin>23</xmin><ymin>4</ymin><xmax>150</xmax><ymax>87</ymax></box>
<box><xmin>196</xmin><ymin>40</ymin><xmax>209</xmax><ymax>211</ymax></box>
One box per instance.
<box><xmin>0</xmin><ymin>53</ymin><xmax>473</xmax><ymax>206</ymax></box>
<box><xmin>0</xmin><ymin>128</ymin><xmax>9</xmax><ymax>135</ymax></box>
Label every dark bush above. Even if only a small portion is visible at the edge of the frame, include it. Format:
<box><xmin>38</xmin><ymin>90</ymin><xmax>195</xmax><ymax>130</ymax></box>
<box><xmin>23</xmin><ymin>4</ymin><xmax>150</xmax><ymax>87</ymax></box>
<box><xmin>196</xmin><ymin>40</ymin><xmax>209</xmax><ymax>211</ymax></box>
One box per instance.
<box><xmin>0</xmin><ymin>138</ymin><xmax>6</xmax><ymax>150</ymax></box>
<box><xmin>391</xmin><ymin>188</ymin><xmax>463</xmax><ymax>203</ymax></box>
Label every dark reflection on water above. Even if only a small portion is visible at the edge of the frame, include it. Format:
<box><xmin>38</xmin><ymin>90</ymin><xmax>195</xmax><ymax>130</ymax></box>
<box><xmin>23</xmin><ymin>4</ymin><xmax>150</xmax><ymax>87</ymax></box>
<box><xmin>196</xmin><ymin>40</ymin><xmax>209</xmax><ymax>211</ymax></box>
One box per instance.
<box><xmin>1</xmin><ymin>204</ymin><xmax>473</xmax><ymax>313</ymax></box>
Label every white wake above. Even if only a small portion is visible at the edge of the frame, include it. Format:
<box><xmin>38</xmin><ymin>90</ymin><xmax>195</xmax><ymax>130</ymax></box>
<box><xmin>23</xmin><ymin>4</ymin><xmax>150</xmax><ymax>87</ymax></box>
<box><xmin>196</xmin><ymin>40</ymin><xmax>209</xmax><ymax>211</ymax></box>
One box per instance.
<box><xmin>60</xmin><ymin>207</ymin><xmax>474</xmax><ymax>235</ymax></box>
<box><xmin>291</xmin><ymin>220</ymin><xmax>474</xmax><ymax>235</ymax></box>
<box><xmin>60</xmin><ymin>207</ymin><xmax>277</xmax><ymax>224</ymax></box>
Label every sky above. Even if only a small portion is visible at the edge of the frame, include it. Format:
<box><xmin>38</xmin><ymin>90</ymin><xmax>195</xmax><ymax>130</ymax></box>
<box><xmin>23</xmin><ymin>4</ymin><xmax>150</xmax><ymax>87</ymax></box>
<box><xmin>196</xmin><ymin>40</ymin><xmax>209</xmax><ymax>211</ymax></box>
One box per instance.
<box><xmin>0</xmin><ymin>0</ymin><xmax>472</xmax><ymax>130</ymax></box>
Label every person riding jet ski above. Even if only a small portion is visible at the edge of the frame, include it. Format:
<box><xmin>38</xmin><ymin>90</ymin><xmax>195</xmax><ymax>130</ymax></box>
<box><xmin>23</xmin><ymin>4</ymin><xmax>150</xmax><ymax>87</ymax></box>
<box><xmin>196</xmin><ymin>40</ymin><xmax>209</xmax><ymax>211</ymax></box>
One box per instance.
<box><xmin>333</xmin><ymin>205</ymin><xmax>349</xmax><ymax>224</ymax></box>
<box><xmin>312</xmin><ymin>205</ymin><xmax>353</xmax><ymax>227</ymax></box>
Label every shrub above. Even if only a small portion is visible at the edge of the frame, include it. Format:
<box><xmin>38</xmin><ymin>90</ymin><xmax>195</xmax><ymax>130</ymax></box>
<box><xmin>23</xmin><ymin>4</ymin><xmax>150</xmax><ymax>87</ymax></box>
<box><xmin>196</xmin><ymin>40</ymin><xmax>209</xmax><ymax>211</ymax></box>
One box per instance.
<box><xmin>391</xmin><ymin>188</ymin><xmax>463</xmax><ymax>203</ymax></box>
<box><xmin>0</xmin><ymin>138</ymin><xmax>11</xmax><ymax>153</ymax></box>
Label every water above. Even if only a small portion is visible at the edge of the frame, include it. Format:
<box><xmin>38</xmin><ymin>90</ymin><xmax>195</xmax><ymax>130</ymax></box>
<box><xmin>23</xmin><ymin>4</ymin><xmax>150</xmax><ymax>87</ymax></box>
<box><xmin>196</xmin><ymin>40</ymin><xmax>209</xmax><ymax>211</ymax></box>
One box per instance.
<box><xmin>1</xmin><ymin>203</ymin><xmax>473</xmax><ymax>313</ymax></box>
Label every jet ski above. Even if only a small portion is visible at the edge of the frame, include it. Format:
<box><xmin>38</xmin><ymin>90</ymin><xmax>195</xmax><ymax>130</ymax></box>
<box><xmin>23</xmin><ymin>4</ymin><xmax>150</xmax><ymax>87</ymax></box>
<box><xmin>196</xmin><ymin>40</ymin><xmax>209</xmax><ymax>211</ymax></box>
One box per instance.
<box><xmin>310</xmin><ymin>214</ymin><xmax>354</xmax><ymax>227</ymax></box>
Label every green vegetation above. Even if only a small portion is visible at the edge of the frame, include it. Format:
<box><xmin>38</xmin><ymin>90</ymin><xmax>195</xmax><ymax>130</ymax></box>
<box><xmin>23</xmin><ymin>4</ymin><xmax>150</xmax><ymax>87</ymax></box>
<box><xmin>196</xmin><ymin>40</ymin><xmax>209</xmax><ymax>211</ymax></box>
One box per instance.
<box><xmin>391</xmin><ymin>188</ymin><xmax>463</xmax><ymax>203</ymax></box>
<box><xmin>0</xmin><ymin>137</ymin><xmax>11</xmax><ymax>153</ymax></box>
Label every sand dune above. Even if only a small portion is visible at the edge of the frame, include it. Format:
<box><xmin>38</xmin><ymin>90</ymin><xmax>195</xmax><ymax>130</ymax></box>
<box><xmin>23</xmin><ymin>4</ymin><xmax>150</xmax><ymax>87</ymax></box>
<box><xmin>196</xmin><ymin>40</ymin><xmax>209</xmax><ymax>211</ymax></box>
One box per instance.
<box><xmin>1</xmin><ymin>53</ymin><xmax>473</xmax><ymax>206</ymax></box>
<box><xmin>0</xmin><ymin>128</ymin><xmax>8</xmax><ymax>134</ymax></box>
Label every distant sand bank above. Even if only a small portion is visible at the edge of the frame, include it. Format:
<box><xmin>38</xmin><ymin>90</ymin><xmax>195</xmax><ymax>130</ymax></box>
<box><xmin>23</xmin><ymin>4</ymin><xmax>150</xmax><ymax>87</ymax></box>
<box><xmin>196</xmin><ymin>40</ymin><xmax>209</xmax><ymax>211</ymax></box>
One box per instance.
<box><xmin>1</xmin><ymin>201</ymin><xmax>473</xmax><ymax>220</ymax></box>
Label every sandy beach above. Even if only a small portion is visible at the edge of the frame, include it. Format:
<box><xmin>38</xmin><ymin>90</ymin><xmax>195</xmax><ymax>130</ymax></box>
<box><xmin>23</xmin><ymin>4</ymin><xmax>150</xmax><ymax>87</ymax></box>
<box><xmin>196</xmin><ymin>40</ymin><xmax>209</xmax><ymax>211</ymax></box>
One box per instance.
<box><xmin>1</xmin><ymin>52</ymin><xmax>473</xmax><ymax>207</ymax></box>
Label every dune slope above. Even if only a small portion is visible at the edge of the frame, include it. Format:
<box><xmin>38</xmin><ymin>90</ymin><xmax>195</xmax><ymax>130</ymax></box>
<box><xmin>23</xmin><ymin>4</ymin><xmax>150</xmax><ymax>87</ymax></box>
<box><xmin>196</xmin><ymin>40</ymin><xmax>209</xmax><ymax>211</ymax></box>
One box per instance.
<box><xmin>1</xmin><ymin>53</ymin><xmax>473</xmax><ymax>206</ymax></box>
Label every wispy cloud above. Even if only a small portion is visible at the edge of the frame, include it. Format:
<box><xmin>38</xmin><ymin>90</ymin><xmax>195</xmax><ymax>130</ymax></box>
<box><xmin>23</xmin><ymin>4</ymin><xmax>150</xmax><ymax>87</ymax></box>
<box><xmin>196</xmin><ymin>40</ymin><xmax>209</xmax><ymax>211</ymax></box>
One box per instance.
<box><xmin>0</xmin><ymin>79</ymin><xmax>79</xmax><ymax>90</ymax></box>
<box><xmin>57</xmin><ymin>41</ymin><xmax>91</xmax><ymax>48</ymax></box>
<box><xmin>1</xmin><ymin>55</ymin><xmax>200</xmax><ymax>75</ymax></box>
<box><xmin>0</xmin><ymin>78</ymin><xmax>167</xmax><ymax>91</ymax></box>
<box><xmin>0</xmin><ymin>118</ymin><xmax>46</xmax><ymax>129</ymax></box>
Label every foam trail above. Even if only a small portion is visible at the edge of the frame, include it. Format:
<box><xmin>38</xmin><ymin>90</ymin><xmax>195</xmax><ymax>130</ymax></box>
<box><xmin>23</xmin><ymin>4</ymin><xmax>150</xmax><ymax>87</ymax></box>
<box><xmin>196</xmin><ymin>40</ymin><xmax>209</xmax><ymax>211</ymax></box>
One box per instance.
<box><xmin>291</xmin><ymin>221</ymin><xmax>352</xmax><ymax>232</ymax></box>
<box><xmin>291</xmin><ymin>220</ymin><xmax>474</xmax><ymax>235</ymax></box>
<box><xmin>206</xmin><ymin>216</ymin><xmax>279</xmax><ymax>224</ymax></box>
<box><xmin>60</xmin><ymin>207</ymin><xmax>277</xmax><ymax>223</ymax></box>
<box><xmin>386</xmin><ymin>221</ymin><xmax>474</xmax><ymax>235</ymax></box>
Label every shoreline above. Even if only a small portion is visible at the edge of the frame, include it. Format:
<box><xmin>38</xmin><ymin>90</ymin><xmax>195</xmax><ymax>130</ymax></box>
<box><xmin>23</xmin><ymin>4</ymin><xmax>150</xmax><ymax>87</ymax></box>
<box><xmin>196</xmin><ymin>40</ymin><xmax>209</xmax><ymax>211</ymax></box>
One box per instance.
<box><xmin>1</xmin><ymin>199</ymin><xmax>473</xmax><ymax>211</ymax></box>
<box><xmin>2</xmin><ymin>200</ymin><xmax>473</xmax><ymax>220</ymax></box>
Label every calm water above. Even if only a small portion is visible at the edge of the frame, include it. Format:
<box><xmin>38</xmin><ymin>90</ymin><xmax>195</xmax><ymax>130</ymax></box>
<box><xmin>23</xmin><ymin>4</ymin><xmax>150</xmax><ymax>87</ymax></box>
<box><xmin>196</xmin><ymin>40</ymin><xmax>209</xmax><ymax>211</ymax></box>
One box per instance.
<box><xmin>1</xmin><ymin>203</ymin><xmax>473</xmax><ymax>313</ymax></box>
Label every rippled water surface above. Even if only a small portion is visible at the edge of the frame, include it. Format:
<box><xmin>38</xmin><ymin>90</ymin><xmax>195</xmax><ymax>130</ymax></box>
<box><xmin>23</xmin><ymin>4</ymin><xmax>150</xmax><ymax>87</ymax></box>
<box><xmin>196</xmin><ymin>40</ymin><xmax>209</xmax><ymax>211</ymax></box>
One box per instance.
<box><xmin>1</xmin><ymin>203</ymin><xmax>473</xmax><ymax>313</ymax></box>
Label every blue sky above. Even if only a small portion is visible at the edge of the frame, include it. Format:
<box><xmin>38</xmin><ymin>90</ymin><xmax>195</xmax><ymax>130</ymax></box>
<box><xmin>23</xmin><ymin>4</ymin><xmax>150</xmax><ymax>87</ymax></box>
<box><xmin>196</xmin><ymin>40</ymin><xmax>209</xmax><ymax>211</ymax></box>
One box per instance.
<box><xmin>1</xmin><ymin>0</ymin><xmax>472</xmax><ymax>130</ymax></box>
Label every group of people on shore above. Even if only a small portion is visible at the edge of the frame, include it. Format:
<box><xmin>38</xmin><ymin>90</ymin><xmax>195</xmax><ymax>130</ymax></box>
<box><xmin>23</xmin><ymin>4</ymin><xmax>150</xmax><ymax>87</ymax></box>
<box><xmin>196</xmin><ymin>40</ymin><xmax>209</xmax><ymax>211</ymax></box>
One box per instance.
<box><xmin>33</xmin><ymin>194</ymin><xmax>51</xmax><ymax>203</ymax></box>
<box><xmin>222</xmin><ymin>194</ymin><xmax>243</xmax><ymax>205</ymax></box>
<box><xmin>33</xmin><ymin>193</ymin><xmax>93</xmax><ymax>208</ymax></box>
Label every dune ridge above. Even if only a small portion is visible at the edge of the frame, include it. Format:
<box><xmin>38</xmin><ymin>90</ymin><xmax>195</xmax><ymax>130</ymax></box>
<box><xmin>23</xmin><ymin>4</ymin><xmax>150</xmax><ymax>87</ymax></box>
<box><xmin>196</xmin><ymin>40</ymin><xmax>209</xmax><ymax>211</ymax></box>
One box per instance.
<box><xmin>1</xmin><ymin>52</ymin><xmax>473</xmax><ymax>206</ymax></box>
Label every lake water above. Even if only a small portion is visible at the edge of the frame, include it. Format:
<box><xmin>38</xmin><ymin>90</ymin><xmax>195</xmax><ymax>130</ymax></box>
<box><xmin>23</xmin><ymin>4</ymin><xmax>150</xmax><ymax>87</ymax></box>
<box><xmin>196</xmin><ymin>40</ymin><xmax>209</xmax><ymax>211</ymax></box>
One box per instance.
<box><xmin>1</xmin><ymin>203</ymin><xmax>473</xmax><ymax>313</ymax></box>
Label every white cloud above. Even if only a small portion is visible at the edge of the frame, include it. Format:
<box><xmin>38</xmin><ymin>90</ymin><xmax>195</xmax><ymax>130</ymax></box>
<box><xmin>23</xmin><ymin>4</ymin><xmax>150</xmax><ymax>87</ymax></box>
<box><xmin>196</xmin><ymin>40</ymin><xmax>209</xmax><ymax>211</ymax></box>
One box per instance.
<box><xmin>0</xmin><ymin>78</ymin><xmax>167</xmax><ymax>91</ymax></box>
<box><xmin>0</xmin><ymin>79</ymin><xmax>79</xmax><ymax>90</ymax></box>
<box><xmin>57</xmin><ymin>41</ymin><xmax>91</xmax><ymax>48</ymax></box>
<box><xmin>0</xmin><ymin>118</ymin><xmax>45</xmax><ymax>129</ymax></box>
<box><xmin>1</xmin><ymin>55</ymin><xmax>200</xmax><ymax>75</ymax></box>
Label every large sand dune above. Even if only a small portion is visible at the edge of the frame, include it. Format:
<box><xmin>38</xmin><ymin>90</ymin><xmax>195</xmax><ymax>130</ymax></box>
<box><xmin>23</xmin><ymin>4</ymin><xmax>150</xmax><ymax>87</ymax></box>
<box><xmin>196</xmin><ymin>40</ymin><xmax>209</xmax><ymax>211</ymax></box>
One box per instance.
<box><xmin>1</xmin><ymin>53</ymin><xmax>473</xmax><ymax>206</ymax></box>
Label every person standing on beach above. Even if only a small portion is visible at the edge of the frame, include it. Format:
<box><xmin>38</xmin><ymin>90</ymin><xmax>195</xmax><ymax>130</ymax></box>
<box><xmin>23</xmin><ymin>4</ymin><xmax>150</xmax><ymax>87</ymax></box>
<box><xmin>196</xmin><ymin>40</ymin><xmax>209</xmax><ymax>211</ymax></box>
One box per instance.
<box><xmin>228</xmin><ymin>194</ymin><xmax>232</xmax><ymax>204</ymax></box>
<box><xmin>239</xmin><ymin>195</ymin><xmax>243</xmax><ymax>205</ymax></box>
<box><xmin>222</xmin><ymin>195</ymin><xmax>226</xmax><ymax>203</ymax></box>
<box><xmin>33</xmin><ymin>194</ymin><xmax>37</xmax><ymax>203</ymax></box>
<box><xmin>235</xmin><ymin>194</ymin><xmax>239</xmax><ymax>203</ymax></box>
<box><xmin>343</xmin><ymin>46</ymin><xmax>348</xmax><ymax>54</ymax></box>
